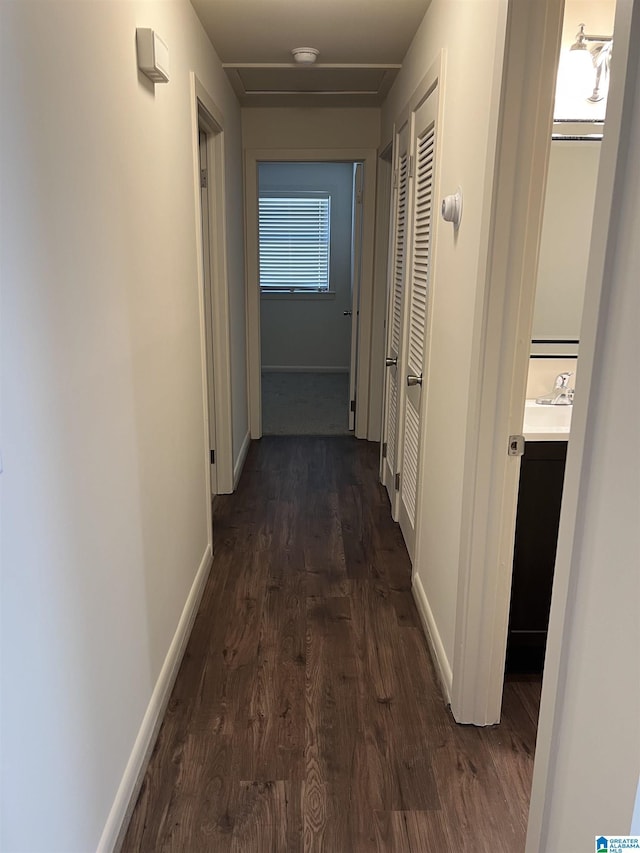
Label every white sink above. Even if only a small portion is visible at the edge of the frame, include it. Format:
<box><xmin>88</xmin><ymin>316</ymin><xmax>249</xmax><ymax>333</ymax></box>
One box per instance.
<box><xmin>523</xmin><ymin>399</ymin><xmax>572</xmax><ymax>441</ymax></box>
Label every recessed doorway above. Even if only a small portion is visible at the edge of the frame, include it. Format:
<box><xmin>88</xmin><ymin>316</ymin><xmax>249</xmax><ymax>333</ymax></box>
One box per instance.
<box><xmin>257</xmin><ymin>161</ymin><xmax>361</xmax><ymax>436</ymax></box>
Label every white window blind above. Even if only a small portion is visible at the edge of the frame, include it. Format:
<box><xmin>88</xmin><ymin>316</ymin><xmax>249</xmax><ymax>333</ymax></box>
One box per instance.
<box><xmin>259</xmin><ymin>193</ymin><xmax>331</xmax><ymax>292</ymax></box>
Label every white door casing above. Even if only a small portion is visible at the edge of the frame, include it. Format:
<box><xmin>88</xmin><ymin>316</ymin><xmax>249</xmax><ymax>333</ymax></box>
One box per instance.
<box><xmin>191</xmin><ymin>74</ymin><xmax>235</xmax><ymax>497</ymax></box>
<box><xmin>199</xmin><ymin>129</ymin><xmax>217</xmax><ymax>495</ymax></box>
<box><xmin>381</xmin><ymin>121</ymin><xmax>410</xmax><ymax>517</ymax></box>
<box><xmin>451</xmin><ymin>0</ymin><xmax>563</xmax><ymax>725</ymax></box>
<box><xmin>348</xmin><ymin>163</ymin><xmax>364</xmax><ymax>431</ymax></box>
<box><xmin>398</xmin><ymin>89</ymin><xmax>439</xmax><ymax>561</ymax></box>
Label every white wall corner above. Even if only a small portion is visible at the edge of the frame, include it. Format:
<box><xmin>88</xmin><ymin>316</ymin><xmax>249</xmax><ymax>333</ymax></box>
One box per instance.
<box><xmin>412</xmin><ymin>573</ymin><xmax>453</xmax><ymax>705</ymax></box>
<box><xmin>233</xmin><ymin>430</ymin><xmax>251</xmax><ymax>490</ymax></box>
<box><xmin>97</xmin><ymin>545</ymin><xmax>213</xmax><ymax>852</ymax></box>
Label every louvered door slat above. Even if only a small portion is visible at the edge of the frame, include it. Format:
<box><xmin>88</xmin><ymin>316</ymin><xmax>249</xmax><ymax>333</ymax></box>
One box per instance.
<box><xmin>391</xmin><ymin>152</ymin><xmax>408</xmax><ymax>355</ymax></box>
<box><xmin>407</xmin><ymin>124</ymin><xmax>435</xmax><ymax>379</ymax></box>
<box><xmin>401</xmin><ymin>396</ymin><xmax>420</xmax><ymax>524</ymax></box>
<box><xmin>387</xmin><ymin>372</ymin><xmax>398</xmax><ymax>471</ymax></box>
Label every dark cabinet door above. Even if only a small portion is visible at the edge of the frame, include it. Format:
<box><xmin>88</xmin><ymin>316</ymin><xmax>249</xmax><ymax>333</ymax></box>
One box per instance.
<box><xmin>505</xmin><ymin>441</ymin><xmax>567</xmax><ymax>674</ymax></box>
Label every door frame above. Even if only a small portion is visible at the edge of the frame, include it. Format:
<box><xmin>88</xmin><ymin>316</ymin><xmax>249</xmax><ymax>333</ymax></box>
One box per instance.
<box><xmin>198</xmin><ymin>128</ymin><xmax>218</xmax><ymax>496</ymax></box>
<box><xmin>244</xmin><ymin>148</ymin><xmax>378</xmax><ymax>440</ymax></box>
<box><xmin>371</xmin><ymin>142</ymin><xmax>393</xmax><ymax>449</ymax></box>
<box><xmin>380</xmin><ymin>118</ymin><xmax>411</xmax><ymax>520</ymax></box>
<box><xmin>190</xmin><ymin>74</ymin><xmax>234</xmax><ymax>495</ymax></box>
<box><xmin>348</xmin><ymin>163</ymin><xmax>365</xmax><ymax>432</ymax></box>
<box><xmin>451</xmin><ymin>0</ymin><xmax>564</xmax><ymax>725</ymax></box>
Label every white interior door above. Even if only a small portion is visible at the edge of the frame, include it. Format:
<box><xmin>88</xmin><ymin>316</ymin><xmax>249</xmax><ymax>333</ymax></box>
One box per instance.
<box><xmin>348</xmin><ymin>162</ymin><xmax>364</xmax><ymax>431</ymax></box>
<box><xmin>398</xmin><ymin>91</ymin><xmax>438</xmax><ymax>560</ymax></box>
<box><xmin>199</xmin><ymin>129</ymin><xmax>217</xmax><ymax>495</ymax></box>
<box><xmin>381</xmin><ymin>122</ymin><xmax>410</xmax><ymax>516</ymax></box>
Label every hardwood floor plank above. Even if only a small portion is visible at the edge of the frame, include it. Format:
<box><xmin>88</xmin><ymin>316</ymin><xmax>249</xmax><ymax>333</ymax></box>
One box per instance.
<box><xmin>230</xmin><ymin>781</ymin><xmax>302</xmax><ymax>853</ymax></box>
<box><xmin>429</xmin><ymin>725</ymin><xmax>526</xmax><ymax>853</ymax></box>
<box><xmin>374</xmin><ymin>810</ymin><xmax>455</xmax><ymax>853</ymax></box>
<box><xmin>477</xmin><ymin>679</ymin><xmax>541</xmax><ymax>841</ymax></box>
<box><xmin>303</xmin><ymin>594</ymin><xmax>367</xmax><ymax>851</ymax></box>
<box><xmin>234</xmin><ymin>578</ymin><xmax>305</xmax><ymax>782</ymax></box>
<box><xmin>508</xmin><ymin>677</ymin><xmax>543</xmax><ymax>729</ymax></box>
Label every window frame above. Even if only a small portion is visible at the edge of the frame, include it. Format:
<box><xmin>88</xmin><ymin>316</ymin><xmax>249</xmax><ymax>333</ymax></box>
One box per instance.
<box><xmin>258</xmin><ymin>190</ymin><xmax>333</xmax><ymax>297</ymax></box>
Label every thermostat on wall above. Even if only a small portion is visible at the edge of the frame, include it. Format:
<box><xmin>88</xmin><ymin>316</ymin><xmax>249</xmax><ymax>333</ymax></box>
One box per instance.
<box><xmin>136</xmin><ymin>28</ymin><xmax>169</xmax><ymax>84</ymax></box>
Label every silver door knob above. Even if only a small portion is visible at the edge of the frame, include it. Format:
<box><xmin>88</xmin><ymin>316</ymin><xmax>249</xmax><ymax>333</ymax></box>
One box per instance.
<box><xmin>385</xmin><ymin>357</ymin><xmax>397</xmax><ymax>367</ymax></box>
<box><xmin>343</xmin><ymin>310</ymin><xmax>352</xmax><ymax>316</ymax></box>
<box><xmin>407</xmin><ymin>373</ymin><xmax>423</xmax><ymax>386</ymax></box>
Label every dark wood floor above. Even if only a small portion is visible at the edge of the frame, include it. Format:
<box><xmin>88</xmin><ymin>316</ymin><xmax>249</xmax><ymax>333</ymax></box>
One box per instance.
<box><xmin>122</xmin><ymin>437</ymin><xmax>540</xmax><ymax>852</ymax></box>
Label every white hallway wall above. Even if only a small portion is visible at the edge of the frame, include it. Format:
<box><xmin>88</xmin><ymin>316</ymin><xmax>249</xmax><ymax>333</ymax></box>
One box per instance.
<box><xmin>259</xmin><ymin>162</ymin><xmax>354</xmax><ymax>371</ymax></box>
<box><xmin>380</xmin><ymin>0</ymin><xmax>508</xmax><ymax>673</ymax></box>
<box><xmin>0</xmin><ymin>1</ymin><xmax>246</xmax><ymax>850</ymax></box>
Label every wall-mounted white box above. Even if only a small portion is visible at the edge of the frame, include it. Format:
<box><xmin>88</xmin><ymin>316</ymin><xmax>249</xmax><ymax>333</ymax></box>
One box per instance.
<box><xmin>136</xmin><ymin>28</ymin><xmax>169</xmax><ymax>84</ymax></box>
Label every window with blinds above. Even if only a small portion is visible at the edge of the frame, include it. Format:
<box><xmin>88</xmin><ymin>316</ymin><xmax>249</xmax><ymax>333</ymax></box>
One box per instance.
<box><xmin>258</xmin><ymin>193</ymin><xmax>331</xmax><ymax>292</ymax></box>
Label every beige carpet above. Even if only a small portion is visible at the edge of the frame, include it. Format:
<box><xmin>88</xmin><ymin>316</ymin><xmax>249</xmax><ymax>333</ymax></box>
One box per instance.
<box><xmin>261</xmin><ymin>372</ymin><xmax>351</xmax><ymax>435</ymax></box>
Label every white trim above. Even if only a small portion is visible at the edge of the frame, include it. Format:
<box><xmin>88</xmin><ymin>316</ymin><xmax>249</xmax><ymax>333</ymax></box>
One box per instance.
<box><xmin>451</xmin><ymin>0</ymin><xmax>563</xmax><ymax>726</ymax></box>
<box><xmin>192</xmin><ymin>74</ymin><xmax>234</xmax><ymax>495</ymax></box>
<box><xmin>395</xmin><ymin>52</ymin><xmax>443</xmax><ymax>132</ymax></box>
<box><xmin>260</xmin><ymin>290</ymin><xmax>337</xmax><ymax>300</ymax></box>
<box><xmin>261</xmin><ymin>365</ymin><xmax>349</xmax><ymax>374</ymax></box>
<box><xmin>233</xmin><ymin>429</ymin><xmax>251</xmax><ymax>490</ymax></box>
<box><xmin>98</xmin><ymin>545</ymin><xmax>213</xmax><ymax>852</ymax></box>
<box><xmin>244</xmin><ymin>148</ymin><xmax>378</xmax><ymax>441</ymax></box>
<box><xmin>198</xmin><ymin>129</ymin><xmax>219</xmax><ymax>498</ymax></box>
<box><xmin>412</xmin><ymin>573</ymin><xmax>452</xmax><ymax>705</ymax></box>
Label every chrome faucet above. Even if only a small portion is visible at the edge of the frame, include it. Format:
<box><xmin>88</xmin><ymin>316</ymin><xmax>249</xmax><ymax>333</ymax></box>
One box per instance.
<box><xmin>536</xmin><ymin>372</ymin><xmax>574</xmax><ymax>406</ymax></box>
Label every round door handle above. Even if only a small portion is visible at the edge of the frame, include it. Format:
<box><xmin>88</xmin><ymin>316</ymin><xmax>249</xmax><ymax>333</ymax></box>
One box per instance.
<box><xmin>407</xmin><ymin>373</ymin><xmax>423</xmax><ymax>386</ymax></box>
<box><xmin>343</xmin><ymin>310</ymin><xmax>352</xmax><ymax>316</ymax></box>
<box><xmin>385</xmin><ymin>357</ymin><xmax>397</xmax><ymax>367</ymax></box>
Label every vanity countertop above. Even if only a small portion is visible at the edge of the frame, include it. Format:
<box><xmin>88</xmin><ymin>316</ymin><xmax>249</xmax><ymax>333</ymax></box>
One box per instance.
<box><xmin>523</xmin><ymin>399</ymin><xmax>572</xmax><ymax>442</ymax></box>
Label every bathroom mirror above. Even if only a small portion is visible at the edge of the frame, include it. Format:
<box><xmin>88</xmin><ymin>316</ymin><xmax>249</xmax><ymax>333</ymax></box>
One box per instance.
<box><xmin>531</xmin><ymin>124</ymin><xmax>601</xmax><ymax>355</ymax></box>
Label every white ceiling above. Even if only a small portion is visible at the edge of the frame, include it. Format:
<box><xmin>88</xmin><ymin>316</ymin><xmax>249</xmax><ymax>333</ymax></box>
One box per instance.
<box><xmin>190</xmin><ymin>0</ymin><xmax>432</xmax><ymax>106</ymax></box>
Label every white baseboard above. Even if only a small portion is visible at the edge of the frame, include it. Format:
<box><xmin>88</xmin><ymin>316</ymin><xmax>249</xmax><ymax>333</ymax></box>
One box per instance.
<box><xmin>98</xmin><ymin>545</ymin><xmax>213</xmax><ymax>852</ymax></box>
<box><xmin>261</xmin><ymin>365</ymin><xmax>349</xmax><ymax>374</ymax></box>
<box><xmin>412</xmin><ymin>572</ymin><xmax>453</xmax><ymax>705</ymax></box>
<box><xmin>233</xmin><ymin>429</ymin><xmax>251</xmax><ymax>490</ymax></box>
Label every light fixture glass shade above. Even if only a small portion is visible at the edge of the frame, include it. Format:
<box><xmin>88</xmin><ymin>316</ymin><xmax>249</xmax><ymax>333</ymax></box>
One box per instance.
<box><xmin>565</xmin><ymin>46</ymin><xmax>595</xmax><ymax>77</ymax></box>
<box><xmin>554</xmin><ymin>23</ymin><xmax>613</xmax><ymax>120</ymax></box>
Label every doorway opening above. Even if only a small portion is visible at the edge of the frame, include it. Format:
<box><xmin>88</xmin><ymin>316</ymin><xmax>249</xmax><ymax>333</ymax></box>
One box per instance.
<box><xmin>502</xmin><ymin>0</ymin><xmax>614</xmax><ymax>686</ymax></box>
<box><xmin>244</xmin><ymin>147</ymin><xmax>378</xmax><ymax>441</ymax></box>
<box><xmin>257</xmin><ymin>161</ymin><xmax>362</xmax><ymax>436</ymax></box>
<box><xmin>451</xmin><ymin>0</ymin><xmax>617</xmax><ymax>727</ymax></box>
<box><xmin>504</xmin><ymin>117</ymin><xmax>604</xmax><ymax>677</ymax></box>
<box><xmin>192</xmin><ymin>74</ymin><xmax>235</xmax><ymax>497</ymax></box>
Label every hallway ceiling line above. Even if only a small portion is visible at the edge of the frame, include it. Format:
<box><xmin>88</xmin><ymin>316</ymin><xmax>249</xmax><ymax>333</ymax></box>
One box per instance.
<box><xmin>190</xmin><ymin>0</ymin><xmax>431</xmax><ymax>107</ymax></box>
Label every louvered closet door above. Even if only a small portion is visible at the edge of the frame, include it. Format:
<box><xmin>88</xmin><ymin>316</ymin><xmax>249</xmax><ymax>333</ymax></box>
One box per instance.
<box><xmin>382</xmin><ymin>122</ymin><xmax>411</xmax><ymax>514</ymax></box>
<box><xmin>398</xmin><ymin>90</ymin><xmax>438</xmax><ymax>559</ymax></box>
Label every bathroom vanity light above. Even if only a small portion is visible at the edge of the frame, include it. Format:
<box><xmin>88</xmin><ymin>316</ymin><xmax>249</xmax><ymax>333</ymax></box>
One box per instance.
<box><xmin>569</xmin><ymin>23</ymin><xmax>613</xmax><ymax>102</ymax></box>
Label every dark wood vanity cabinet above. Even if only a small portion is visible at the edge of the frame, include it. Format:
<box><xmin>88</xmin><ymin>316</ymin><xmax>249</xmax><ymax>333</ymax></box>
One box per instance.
<box><xmin>505</xmin><ymin>440</ymin><xmax>567</xmax><ymax>674</ymax></box>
